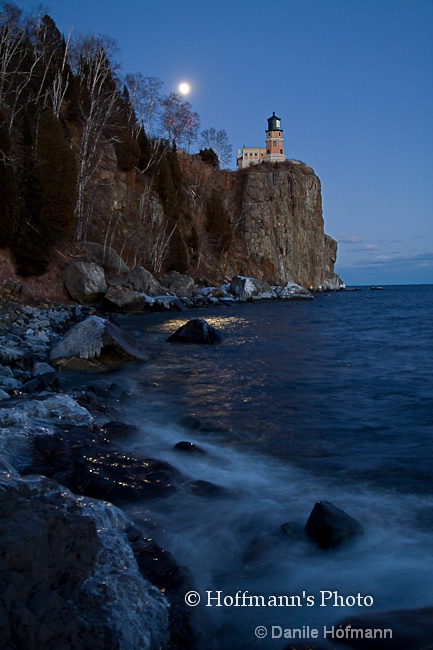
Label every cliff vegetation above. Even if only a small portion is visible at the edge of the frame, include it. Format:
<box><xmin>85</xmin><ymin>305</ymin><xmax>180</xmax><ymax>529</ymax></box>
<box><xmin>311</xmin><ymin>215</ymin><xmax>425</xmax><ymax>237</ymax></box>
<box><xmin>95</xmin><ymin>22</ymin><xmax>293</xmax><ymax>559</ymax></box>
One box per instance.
<box><xmin>0</xmin><ymin>2</ymin><xmax>340</xmax><ymax>294</ymax></box>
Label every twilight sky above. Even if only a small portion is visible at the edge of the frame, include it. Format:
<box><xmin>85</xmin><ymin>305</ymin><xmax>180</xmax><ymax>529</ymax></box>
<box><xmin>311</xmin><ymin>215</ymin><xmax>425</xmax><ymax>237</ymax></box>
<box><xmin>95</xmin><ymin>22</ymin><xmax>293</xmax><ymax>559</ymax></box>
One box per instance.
<box><xmin>21</xmin><ymin>0</ymin><xmax>433</xmax><ymax>285</ymax></box>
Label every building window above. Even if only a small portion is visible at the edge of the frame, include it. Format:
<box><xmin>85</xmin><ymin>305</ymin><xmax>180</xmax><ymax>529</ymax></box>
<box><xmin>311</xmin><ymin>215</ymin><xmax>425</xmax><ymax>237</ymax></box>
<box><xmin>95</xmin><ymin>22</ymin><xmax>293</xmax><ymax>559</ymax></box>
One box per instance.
<box><xmin>273</xmin><ymin>141</ymin><xmax>277</xmax><ymax>147</ymax></box>
<box><xmin>280</xmin><ymin>149</ymin><xmax>283</xmax><ymax>154</ymax></box>
<box><xmin>267</xmin><ymin>149</ymin><xmax>270</xmax><ymax>154</ymax></box>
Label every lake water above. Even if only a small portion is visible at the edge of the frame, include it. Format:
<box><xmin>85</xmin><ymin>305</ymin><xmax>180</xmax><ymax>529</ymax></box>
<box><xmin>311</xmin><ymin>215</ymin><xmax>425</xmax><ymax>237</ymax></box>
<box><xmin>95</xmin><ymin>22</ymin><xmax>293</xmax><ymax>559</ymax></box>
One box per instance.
<box><xmin>105</xmin><ymin>285</ymin><xmax>433</xmax><ymax>648</ymax></box>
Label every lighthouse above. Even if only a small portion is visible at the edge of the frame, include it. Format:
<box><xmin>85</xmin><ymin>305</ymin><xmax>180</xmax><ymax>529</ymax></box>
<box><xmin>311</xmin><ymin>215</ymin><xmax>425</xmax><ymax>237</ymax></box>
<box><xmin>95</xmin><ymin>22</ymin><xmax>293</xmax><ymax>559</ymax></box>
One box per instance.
<box><xmin>237</xmin><ymin>112</ymin><xmax>286</xmax><ymax>169</ymax></box>
<box><xmin>264</xmin><ymin>112</ymin><xmax>285</xmax><ymax>163</ymax></box>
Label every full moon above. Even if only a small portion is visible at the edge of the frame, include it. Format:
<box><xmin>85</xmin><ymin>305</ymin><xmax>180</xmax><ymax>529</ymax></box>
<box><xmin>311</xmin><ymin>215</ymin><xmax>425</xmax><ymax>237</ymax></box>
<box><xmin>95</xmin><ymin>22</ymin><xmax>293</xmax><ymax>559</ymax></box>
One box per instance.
<box><xmin>179</xmin><ymin>82</ymin><xmax>190</xmax><ymax>95</ymax></box>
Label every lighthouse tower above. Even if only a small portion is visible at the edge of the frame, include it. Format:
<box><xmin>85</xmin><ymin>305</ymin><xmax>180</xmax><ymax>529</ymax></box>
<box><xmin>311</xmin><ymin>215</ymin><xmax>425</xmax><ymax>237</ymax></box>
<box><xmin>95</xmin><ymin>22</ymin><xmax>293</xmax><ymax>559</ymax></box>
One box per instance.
<box><xmin>264</xmin><ymin>112</ymin><xmax>286</xmax><ymax>163</ymax></box>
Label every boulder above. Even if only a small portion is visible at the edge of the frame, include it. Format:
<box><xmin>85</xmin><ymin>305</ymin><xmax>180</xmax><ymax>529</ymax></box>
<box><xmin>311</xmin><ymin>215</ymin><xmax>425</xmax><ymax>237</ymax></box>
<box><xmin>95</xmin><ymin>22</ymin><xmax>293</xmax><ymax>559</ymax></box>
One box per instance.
<box><xmin>127</xmin><ymin>266</ymin><xmax>164</xmax><ymax>296</ymax></box>
<box><xmin>104</xmin><ymin>285</ymin><xmax>151</xmax><ymax>313</ymax></box>
<box><xmin>159</xmin><ymin>271</ymin><xmax>195</xmax><ymax>298</ymax></box>
<box><xmin>151</xmin><ymin>296</ymin><xmax>186</xmax><ymax>311</ymax></box>
<box><xmin>174</xmin><ymin>441</ymin><xmax>206</xmax><ymax>455</ymax></box>
<box><xmin>305</xmin><ymin>500</ymin><xmax>364</xmax><ymax>549</ymax></box>
<box><xmin>0</xmin><ymin>473</ymin><xmax>169</xmax><ymax>650</ymax></box>
<box><xmin>73</xmin><ymin>451</ymin><xmax>182</xmax><ymax>501</ymax></box>
<box><xmin>64</xmin><ymin>261</ymin><xmax>107</xmax><ymax>304</ymax></box>
<box><xmin>50</xmin><ymin>315</ymin><xmax>148</xmax><ymax>370</ymax></box>
<box><xmin>77</xmin><ymin>241</ymin><xmax>130</xmax><ymax>275</ymax></box>
<box><xmin>320</xmin><ymin>272</ymin><xmax>345</xmax><ymax>291</ymax></box>
<box><xmin>27</xmin><ymin>428</ymin><xmax>183</xmax><ymax>502</ymax></box>
<box><xmin>275</xmin><ymin>281</ymin><xmax>313</xmax><ymax>299</ymax></box>
<box><xmin>229</xmin><ymin>275</ymin><xmax>277</xmax><ymax>301</ymax></box>
<box><xmin>166</xmin><ymin>318</ymin><xmax>223</xmax><ymax>344</ymax></box>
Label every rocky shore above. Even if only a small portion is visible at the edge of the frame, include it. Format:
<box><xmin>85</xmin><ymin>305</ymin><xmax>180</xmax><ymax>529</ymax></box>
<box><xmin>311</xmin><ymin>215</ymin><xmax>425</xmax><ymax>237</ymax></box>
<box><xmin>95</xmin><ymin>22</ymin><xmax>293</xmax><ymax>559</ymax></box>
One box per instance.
<box><xmin>0</xmin><ymin>269</ymin><xmax>336</xmax><ymax>648</ymax></box>
<box><xmin>3</xmin><ymin>275</ymin><xmax>429</xmax><ymax>650</ymax></box>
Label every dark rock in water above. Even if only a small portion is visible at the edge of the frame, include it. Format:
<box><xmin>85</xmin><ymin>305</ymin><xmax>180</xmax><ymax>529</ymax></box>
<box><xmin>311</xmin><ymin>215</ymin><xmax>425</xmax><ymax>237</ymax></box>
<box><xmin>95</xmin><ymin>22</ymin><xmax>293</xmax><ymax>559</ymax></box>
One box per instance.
<box><xmin>50</xmin><ymin>315</ymin><xmax>149</xmax><ymax>370</ymax></box>
<box><xmin>335</xmin><ymin>607</ymin><xmax>433</xmax><ymax>649</ymax></box>
<box><xmin>305</xmin><ymin>500</ymin><xmax>364</xmax><ymax>549</ymax></box>
<box><xmin>243</xmin><ymin>530</ymin><xmax>284</xmax><ymax>565</ymax></box>
<box><xmin>178</xmin><ymin>415</ymin><xmax>205</xmax><ymax>430</ymax></box>
<box><xmin>101</xmin><ymin>420</ymin><xmax>140</xmax><ymax>440</ymax></box>
<box><xmin>74</xmin><ymin>451</ymin><xmax>182</xmax><ymax>501</ymax></box>
<box><xmin>280</xmin><ymin>520</ymin><xmax>305</xmax><ymax>541</ymax></box>
<box><xmin>166</xmin><ymin>318</ymin><xmax>223</xmax><ymax>344</ymax></box>
<box><xmin>185</xmin><ymin>479</ymin><xmax>227</xmax><ymax>497</ymax></box>
<box><xmin>174</xmin><ymin>441</ymin><xmax>206</xmax><ymax>455</ymax></box>
<box><xmin>26</xmin><ymin>427</ymin><xmax>183</xmax><ymax>502</ymax></box>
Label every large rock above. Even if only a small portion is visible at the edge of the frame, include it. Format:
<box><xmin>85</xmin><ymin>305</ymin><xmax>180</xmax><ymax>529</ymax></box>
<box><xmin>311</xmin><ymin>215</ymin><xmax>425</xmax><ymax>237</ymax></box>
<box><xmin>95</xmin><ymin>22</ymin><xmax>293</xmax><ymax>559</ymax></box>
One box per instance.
<box><xmin>229</xmin><ymin>275</ymin><xmax>277</xmax><ymax>301</ymax></box>
<box><xmin>305</xmin><ymin>500</ymin><xmax>364</xmax><ymax>549</ymax></box>
<box><xmin>275</xmin><ymin>281</ymin><xmax>313</xmax><ymax>299</ymax></box>
<box><xmin>104</xmin><ymin>285</ymin><xmax>151</xmax><ymax>313</ymax></box>
<box><xmin>159</xmin><ymin>271</ymin><xmax>195</xmax><ymax>298</ymax></box>
<box><xmin>50</xmin><ymin>316</ymin><xmax>148</xmax><ymax>370</ymax></box>
<box><xmin>127</xmin><ymin>266</ymin><xmax>164</xmax><ymax>296</ymax></box>
<box><xmin>77</xmin><ymin>241</ymin><xmax>130</xmax><ymax>276</ymax></box>
<box><xmin>166</xmin><ymin>318</ymin><xmax>223</xmax><ymax>344</ymax></box>
<box><xmin>64</xmin><ymin>261</ymin><xmax>107</xmax><ymax>304</ymax></box>
<box><xmin>0</xmin><ymin>473</ymin><xmax>169</xmax><ymax>650</ymax></box>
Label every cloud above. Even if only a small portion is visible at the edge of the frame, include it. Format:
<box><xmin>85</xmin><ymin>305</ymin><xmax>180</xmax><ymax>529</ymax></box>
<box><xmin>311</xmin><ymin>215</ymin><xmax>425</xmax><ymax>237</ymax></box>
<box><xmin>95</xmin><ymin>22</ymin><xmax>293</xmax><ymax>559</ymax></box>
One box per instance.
<box><xmin>354</xmin><ymin>250</ymin><xmax>433</xmax><ymax>268</ymax></box>
<box><xmin>358</xmin><ymin>244</ymin><xmax>379</xmax><ymax>251</ymax></box>
<box><xmin>338</xmin><ymin>234</ymin><xmax>364</xmax><ymax>244</ymax></box>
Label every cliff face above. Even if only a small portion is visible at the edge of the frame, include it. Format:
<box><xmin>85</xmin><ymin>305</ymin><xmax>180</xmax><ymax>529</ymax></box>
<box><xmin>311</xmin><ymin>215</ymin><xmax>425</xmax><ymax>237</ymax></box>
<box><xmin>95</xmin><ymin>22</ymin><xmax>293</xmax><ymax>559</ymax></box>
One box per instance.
<box><xmin>172</xmin><ymin>157</ymin><xmax>341</xmax><ymax>289</ymax></box>
<box><xmin>238</xmin><ymin>162</ymin><xmax>334</xmax><ymax>288</ymax></box>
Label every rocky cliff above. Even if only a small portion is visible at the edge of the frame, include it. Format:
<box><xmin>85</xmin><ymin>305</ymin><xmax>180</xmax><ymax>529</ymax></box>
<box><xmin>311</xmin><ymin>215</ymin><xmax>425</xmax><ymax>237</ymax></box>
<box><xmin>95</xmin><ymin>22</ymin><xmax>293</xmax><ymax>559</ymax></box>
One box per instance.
<box><xmin>0</xmin><ymin>152</ymin><xmax>342</xmax><ymax>296</ymax></box>
<box><xmin>172</xmin><ymin>156</ymin><xmax>342</xmax><ymax>289</ymax></box>
<box><xmin>236</xmin><ymin>162</ymin><xmax>340</xmax><ymax>288</ymax></box>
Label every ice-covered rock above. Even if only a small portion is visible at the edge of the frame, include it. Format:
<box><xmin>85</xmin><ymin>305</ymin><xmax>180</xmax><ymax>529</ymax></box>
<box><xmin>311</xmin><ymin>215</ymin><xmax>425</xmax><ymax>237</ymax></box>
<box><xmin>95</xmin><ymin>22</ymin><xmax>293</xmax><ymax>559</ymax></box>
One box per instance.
<box><xmin>275</xmin><ymin>281</ymin><xmax>313</xmax><ymax>299</ymax></box>
<box><xmin>229</xmin><ymin>275</ymin><xmax>277</xmax><ymax>301</ymax></box>
<box><xmin>50</xmin><ymin>316</ymin><xmax>148</xmax><ymax>370</ymax></box>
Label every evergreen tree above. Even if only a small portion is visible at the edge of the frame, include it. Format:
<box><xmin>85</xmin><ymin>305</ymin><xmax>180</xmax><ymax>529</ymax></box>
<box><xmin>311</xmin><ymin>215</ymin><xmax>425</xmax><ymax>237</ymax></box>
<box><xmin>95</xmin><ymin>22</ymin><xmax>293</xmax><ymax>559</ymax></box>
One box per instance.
<box><xmin>0</xmin><ymin>116</ymin><xmax>19</xmax><ymax>247</ymax></box>
<box><xmin>206</xmin><ymin>190</ymin><xmax>232</xmax><ymax>254</ymax></box>
<box><xmin>36</xmin><ymin>108</ymin><xmax>77</xmax><ymax>242</ymax></box>
<box><xmin>199</xmin><ymin>147</ymin><xmax>219</xmax><ymax>168</ymax></box>
<box><xmin>10</xmin><ymin>109</ymin><xmax>51</xmax><ymax>276</ymax></box>
<box><xmin>166</xmin><ymin>223</ymin><xmax>188</xmax><ymax>273</ymax></box>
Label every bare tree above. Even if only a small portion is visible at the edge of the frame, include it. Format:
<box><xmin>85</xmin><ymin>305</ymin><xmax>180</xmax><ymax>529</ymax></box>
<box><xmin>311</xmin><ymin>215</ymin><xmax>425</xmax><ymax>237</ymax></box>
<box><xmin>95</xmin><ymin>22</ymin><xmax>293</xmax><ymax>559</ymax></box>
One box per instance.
<box><xmin>69</xmin><ymin>33</ymin><xmax>120</xmax><ymax>241</ymax></box>
<box><xmin>200</xmin><ymin>127</ymin><xmax>233</xmax><ymax>169</ymax></box>
<box><xmin>123</xmin><ymin>73</ymin><xmax>163</xmax><ymax>139</ymax></box>
<box><xmin>160</xmin><ymin>92</ymin><xmax>199</xmax><ymax>150</ymax></box>
<box><xmin>0</xmin><ymin>2</ymin><xmax>51</xmax><ymax>133</ymax></box>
